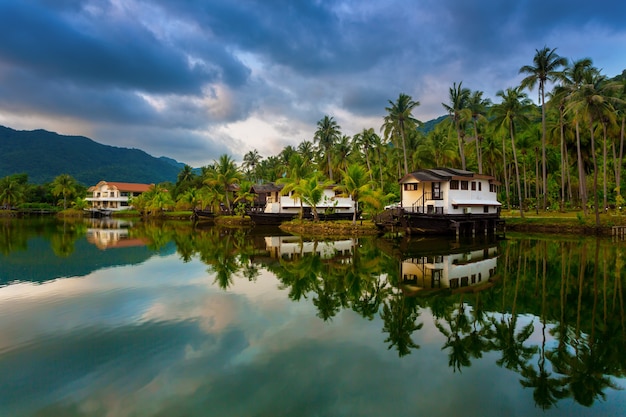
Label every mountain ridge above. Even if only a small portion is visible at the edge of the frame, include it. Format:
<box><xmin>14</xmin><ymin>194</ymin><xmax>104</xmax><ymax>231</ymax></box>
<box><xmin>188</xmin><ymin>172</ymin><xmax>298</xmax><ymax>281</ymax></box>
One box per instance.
<box><xmin>0</xmin><ymin>125</ymin><xmax>183</xmax><ymax>185</ymax></box>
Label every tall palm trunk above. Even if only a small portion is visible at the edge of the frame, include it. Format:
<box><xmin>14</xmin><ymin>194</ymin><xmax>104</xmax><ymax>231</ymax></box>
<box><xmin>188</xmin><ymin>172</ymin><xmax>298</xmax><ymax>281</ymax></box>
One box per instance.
<box><xmin>588</xmin><ymin>114</ymin><xmax>600</xmax><ymax>226</ymax></box>
<box><xmin>327</xmin><ymin>151</ymin><xmax>333</xmax><ymax>182</ymax></box>
<box><xmin>364</xmin><ymin>146</ymin><xmax>373</xmax><ymax>183</ymax></box>
<box><xmin>613</xmin><ymin>116</ymin><xmax>626</xmax><ymax>196</ymax></box>
<box><xmin>559</xmin><ymin>107</ymin><xmax>566</xmax><ymax>211</ymax></box>
<box><xmin>574</xmin><ymin>120</ymin><xmax>589</xmax><ymax>215</ymax></box>
<box><xmin>400</xmin><ymin>124</ymin><xmax>409</xmax><ymax>175</ymax></box>
<box><xmin>540</xmin><ymin>87</ymin><xmax>548</xmax><ymax>211</ymax></box>
<box><xmin>602</xmin><ymin>122</ymin><xmax>608</xmax><ymax>211</ymax></box>
<box><xmin>502</xmin><ymin>135</ymin><xmax>510</xmax><ymax>209</ymax></box>
<box><xmin>535</xmin><ymin>147</ymin><xmax>540</xmax><ymax>215</ymax></box>
<box><xmin>378</xmin><ymin>148</ymin><xmax>384</xmax><ymax>190</ymax></box>
<box><xmin>456</xmin><ymin>121</ymin><xmax>466</xmax><ymax>170</ymax></box>
<box><xmin>510</xmin><ymin>123</ymin><xmax>524</xmax><ymax>218</ymax></box>
<box><xmin>473</xmin><ymin>122</ymin><xmax>482</xmax><ymax>174</ymax></box>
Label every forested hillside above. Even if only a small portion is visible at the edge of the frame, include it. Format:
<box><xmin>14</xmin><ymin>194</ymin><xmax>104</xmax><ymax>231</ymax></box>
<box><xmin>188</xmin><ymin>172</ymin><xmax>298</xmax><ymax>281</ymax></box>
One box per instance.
<box><xmin>0</xmin><ymin>126</ymin><xmax>182</xmax><ymax>185</ymax></box>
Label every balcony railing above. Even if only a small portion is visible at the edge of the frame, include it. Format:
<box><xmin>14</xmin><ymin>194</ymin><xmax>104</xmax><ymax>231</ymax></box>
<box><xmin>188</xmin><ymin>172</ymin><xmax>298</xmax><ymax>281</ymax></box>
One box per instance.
<box><xmin>409</xmin><ymin>191</ymin><xmax>443</xmax><ymax>213</ymax></box>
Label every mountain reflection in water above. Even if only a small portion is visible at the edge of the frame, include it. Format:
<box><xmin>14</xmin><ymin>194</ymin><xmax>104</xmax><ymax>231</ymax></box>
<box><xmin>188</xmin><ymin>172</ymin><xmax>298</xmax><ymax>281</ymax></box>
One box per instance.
<box><xmin>0</xmin><ymin>218</ymin><xmax>625</xmax><ymax>416</ymax></box>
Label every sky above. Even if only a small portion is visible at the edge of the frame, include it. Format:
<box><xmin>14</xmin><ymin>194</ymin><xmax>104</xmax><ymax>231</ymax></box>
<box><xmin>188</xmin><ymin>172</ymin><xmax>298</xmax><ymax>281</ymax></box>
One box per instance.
<box><xmin>0</xmin><ymin>0</ymin><xmax>624</xmax><ymax>168</ymax></box>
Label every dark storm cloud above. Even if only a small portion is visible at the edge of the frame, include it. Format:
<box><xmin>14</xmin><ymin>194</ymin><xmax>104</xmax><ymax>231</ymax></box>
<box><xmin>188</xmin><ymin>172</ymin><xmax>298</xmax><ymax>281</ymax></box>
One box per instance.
<box><xmin>154</xmin><ymin>0</ymin><xmax>403</xmax><ymax>75</ymax></box>
<box><xmin>0</xmin><ymin>1</ymin><xmax>215</xmax><ymax>94</ymax></box>
<box><xmin>0</xmin><ymin>69</ymin><xmax>157</xmax><ymax>124</ymax></box>
<box><xmin>0</xmin><ymin>0</ymin><xmax>623</xmax><ymax>165</ymax></box>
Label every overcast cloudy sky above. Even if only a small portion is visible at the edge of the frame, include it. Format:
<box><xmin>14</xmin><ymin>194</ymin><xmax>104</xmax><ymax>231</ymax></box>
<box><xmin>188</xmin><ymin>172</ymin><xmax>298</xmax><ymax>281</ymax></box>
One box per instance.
<box><xmin>0</xmin><ymin>0</ymin><xmax>624</xmax><ymax>167</ymax></box>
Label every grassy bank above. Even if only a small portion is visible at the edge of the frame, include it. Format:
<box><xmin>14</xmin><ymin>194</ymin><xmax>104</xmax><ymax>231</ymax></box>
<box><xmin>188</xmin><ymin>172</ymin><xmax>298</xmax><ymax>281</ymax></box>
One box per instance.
<box><xmin>279</xmin><ymin>219</ymin><xmax>379</xmax><ymax>238</ymax></box>
<box><xmin>501</xmin><ymin>209</ymin><xmax>626</xmax><ymax>235</ymax></box>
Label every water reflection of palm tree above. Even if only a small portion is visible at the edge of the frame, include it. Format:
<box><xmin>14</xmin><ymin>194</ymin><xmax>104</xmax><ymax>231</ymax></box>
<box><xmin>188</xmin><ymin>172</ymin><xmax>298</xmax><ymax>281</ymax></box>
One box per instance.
<box><xmin>50</xmin><ymin>220</ymin><xmax>86</xmax><ymax>257</ymax></box>
<box><xmin>435</xmin><ymin>295</ymin><xmax>491</xmax><ymax>372</ymax></box>
<box><xmin>0</xmin><ymin>219</ymin><xmax>29</xmax><ymax>255</ymax></box>
<box><xmin>436</xmin><ymin>301</ymin><xmax>472</xmax><ymax>371</ymax></box>
<box><xmin>313</xmin><ymin>268</ymin><xmax>344</xmax><ymax>321</ymax></box>
<box><xmin>489</xmin><ymin>246</ymin><xmax>537</xmax><ymax>371</ymax></box>
<box><xmin>345</xmin><ymin>239</ymin><xmax>390</xmax><ymax>320</ymax></box>
<box><xmin>173</xmin><ymin>230</ymin><xmax>195</xmax><ymax>262</ymax></box>
<box><xmin>381</xmin><ymin>292</ymin><xmax>423</xmax><ymax>357</ymax></box>
<box><xmin>195</xmin><ymin>229</ymin><xmax>242</xmax><ymax>289</ymax></box>
<box><xmin>520</xmin><ymin>242</ymin><xmax>567</xmax><ymax>409</ymax></box>
<box><xmin>277</xmin><ymin>251</ymin><xmax>322</xmax><ymax>301</ymax></box>
<box><xmin>551</xmin><ymin>242</ymin><xmax>621</xmax><ymax>406</ymax></box>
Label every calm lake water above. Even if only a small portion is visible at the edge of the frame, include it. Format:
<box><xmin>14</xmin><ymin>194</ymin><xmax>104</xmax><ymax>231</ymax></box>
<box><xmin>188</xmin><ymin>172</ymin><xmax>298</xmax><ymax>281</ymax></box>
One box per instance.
<box><xmin>1</xmin><ymin>217</ymin><xmax>625</xmax><ymax>417</ymax></box>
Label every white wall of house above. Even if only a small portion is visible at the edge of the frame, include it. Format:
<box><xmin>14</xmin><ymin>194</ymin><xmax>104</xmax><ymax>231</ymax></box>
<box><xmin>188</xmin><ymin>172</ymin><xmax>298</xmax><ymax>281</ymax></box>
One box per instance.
<box><xmin>401</xmin><ymin>178</ymin><xmax>499</xmax><ymax>215</ymax></box>
<box><xmin>86</xmin><ymin>182</ymin><xmax>147</xmax><ymax>211</ymax></box>
<box><xmin>264</xmin><ymin>188</ymin><xmax>355</xmax><ymax>214</ymax></box>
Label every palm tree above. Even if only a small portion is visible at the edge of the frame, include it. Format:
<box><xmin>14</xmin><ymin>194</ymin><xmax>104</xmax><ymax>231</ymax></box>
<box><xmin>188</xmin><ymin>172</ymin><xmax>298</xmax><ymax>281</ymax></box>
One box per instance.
<box><xmin>0</xmin><ymin>176</ymin><xmax>24</xmax><ymax>208</ymax></box>
<box><xmin>314</xmin><ymin>115</ymin><xmax>341</xmax><ymax>181</ymax></box>
<box><xmin>519</xmin><ymin>46</ymin><xmax>567</xmax><ymax>210</ymax></box>
<box><xmin>566</xmin><ymin>69</ymin><xmax>622</xmax><ymax>226</ymax></box>
<box><xmin>296</xmin><ymin>174</ymin><xmax>332</xmax><ymax>221</ymax></box>
<box><xmin>442</xmin><ymin>82</ymin><xmax>471</xmax><ymax>170</ymax></box>
<box><xmin>204</xmin><ymin>154</ymin><xmax>242</xmax><ymax>213</ymax></box>
<box><xmin>352</xmin><ymin>128</ymin><xmax>379</xmax><ymax>183</ymax></box>
<box><xmin>333</xmin><ymin>135</ymin><xmax>352</xmax><ymax>175</ymax></box>
<box><xmin>177</xmin><ymin>164</ymin><xmax>195</xmax><ymax>184</ymax></box>
<box><xmin>563</xmin><ymin>58</ymin><xmax>595</xmax><ymax>214</ymax></box>
<box><xmin>415</xmin><ymin>125</ymin><xmax>458</xmax><ymax>167</ymax></box>
<box><xmin>146</xmin><ymin>186</ymin><xmax>174</xmax><ymax>214</ymax></box>
<box><xmin>277</xmin><ymin>153</ymin><xmax>312</xmax><ymax>219</ymax></box>
<box><xmin>491</xmin><ymin>87</ymin><xmax>533</xmax><ymax>217</ymax></box>
<box><xmin>614</xmin><ymin>80</ymin><xmax>626</xmax><ymax>200</ymax></box>
<box><xmin>242</xmin><ymin>149</ymin><xmax>262</xmax><ymax>182</ymax></box>
<box><xmin>51</xmin><ymin>174</ymin><xmax>77</xmax><ymax>210</ymax></box>
<box><xmin>297</xmin><ymin>140</ymin><xmax>316</xmax><ymax>165</ymax></box>
<box><xmin>382</xmin><ymin>93</ymin><xmax>421</xmax><ymax>176</ymax></box>
<box><xmin>548</xmin><ymin>85</ymin><xmax>572</xmax><ymax>210</ymax></box>
<box><xmin>334</xmin><ymin>164</ymin><xmax>377</xmax><ymax>225</ymax></box>
<box><xmin>467</xmin><ymin>90</ymin><xmax>491</xmax><ymax>174</ymax></box>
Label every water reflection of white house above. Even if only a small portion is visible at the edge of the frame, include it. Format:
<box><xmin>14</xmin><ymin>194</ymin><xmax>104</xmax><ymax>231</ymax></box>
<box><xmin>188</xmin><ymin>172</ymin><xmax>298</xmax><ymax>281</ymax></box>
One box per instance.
<box><xmin>401</xmin><ymin>245</ymin><xmax>499</xmax><ymax>294</ymax></box>
<box><xmin>265</xmin><ymin>236</ymin><xmax>355</xmax><ymax>261</ymax></box>
<box><xmin>86</xmin><ymin>219</ymin><xmax>147</xmax><ymax>250</ymax></box>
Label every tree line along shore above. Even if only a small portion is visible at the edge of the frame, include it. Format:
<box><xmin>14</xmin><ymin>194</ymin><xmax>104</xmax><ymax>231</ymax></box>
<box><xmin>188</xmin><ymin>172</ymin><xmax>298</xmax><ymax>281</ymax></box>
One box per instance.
<box><xmin>1</xmin><ymin>46</ymin><xmax>625</xmax><ymax>233</ymax></box>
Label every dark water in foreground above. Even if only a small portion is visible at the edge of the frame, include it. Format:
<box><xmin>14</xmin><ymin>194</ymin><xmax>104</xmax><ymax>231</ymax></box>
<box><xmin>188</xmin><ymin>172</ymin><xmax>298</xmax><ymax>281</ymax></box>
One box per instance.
<box><xmin>0</xmin><ymin>217</ymin><xmax>625</xmax><ymax>416</ymax></box>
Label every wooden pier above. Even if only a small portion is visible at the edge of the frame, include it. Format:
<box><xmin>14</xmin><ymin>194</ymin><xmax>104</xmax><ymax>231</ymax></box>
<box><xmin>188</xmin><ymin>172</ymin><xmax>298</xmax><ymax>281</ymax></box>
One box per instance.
<box><xmin>612</xmin><ymin>226</ymin><xmax>626</xmax><ymax>241</ymax></box>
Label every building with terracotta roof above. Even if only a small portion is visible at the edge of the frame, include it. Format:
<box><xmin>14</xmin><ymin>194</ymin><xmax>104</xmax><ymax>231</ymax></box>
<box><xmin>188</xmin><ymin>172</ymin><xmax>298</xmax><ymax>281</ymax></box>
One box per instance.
<box><xmin>85</xmin><ymin>181</ymin><xmax>153</xmax><ymax>212</ymax></box>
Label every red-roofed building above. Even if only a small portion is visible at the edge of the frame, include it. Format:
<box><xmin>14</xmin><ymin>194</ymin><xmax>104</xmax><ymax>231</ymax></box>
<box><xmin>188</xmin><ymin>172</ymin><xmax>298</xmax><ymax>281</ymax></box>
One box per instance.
<box><xmin>86</xmin><ymin>181</ymin><xmax>153</xmax><ymax>213</ymax></box>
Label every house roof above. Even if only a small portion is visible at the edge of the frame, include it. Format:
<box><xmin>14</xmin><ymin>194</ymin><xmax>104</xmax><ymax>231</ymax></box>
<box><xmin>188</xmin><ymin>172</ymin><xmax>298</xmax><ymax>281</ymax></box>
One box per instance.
<box><xmin>399</xmin><ymin>168</ymin><xmax>494</xmax><ymax>183</ymax></box>
<box><xmin>88</xmin><ymin>181</ymin><xmax>153</xmax><ymax>192</ymax></box>
<box><xmin>249</xmin><ymin>182</ymin><xmax>283</xmax><ymax>193</ymax></box>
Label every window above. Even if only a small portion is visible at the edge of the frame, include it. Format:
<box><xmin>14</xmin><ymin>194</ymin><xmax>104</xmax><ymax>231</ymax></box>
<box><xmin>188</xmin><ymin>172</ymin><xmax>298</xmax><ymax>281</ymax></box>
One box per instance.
<box><xmin>484</xmin><ymin>205</ymin><xmax>489</xmax><ymax>213</ymax></box>
<box><xmin>432</xmin><ymin>182</ymin><xmax>442</xmax><ymax>199</ymax></box>
<box><xmin>461</xmin><ymin>181</ymin><xmax>469</xmax><ymax>190</ymax></box>
<box><xmin>404</xmin><ymin>183</ymin><xmax>418</xmax><ymax>191</ymax></box>
<box><xmin>490</xmin><ymin>184</ymin><xmax>497</xmax><ymax>192</ymax></box>
<box><xmin>450</xmin><ymin>180</ymin><xmax>459</xmax><ymax>190</ymax></box>
<box><xmin>471</xmin><ymin>182</ymin><xmax>476</xmax><ymax>191</ymax></box>
<box><xmin>478</xmin><ymin>182</ymin><xmax>482</xmax><ymax>191</ymax></box>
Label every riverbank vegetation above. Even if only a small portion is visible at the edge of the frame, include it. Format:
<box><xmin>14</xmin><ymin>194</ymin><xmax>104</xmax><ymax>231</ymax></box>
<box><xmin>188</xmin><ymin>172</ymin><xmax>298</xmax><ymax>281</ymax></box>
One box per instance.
<box><xmin>1</xmin><ymin>47</ymin><xmax>625</xmax><ymax>230</ymax></box>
